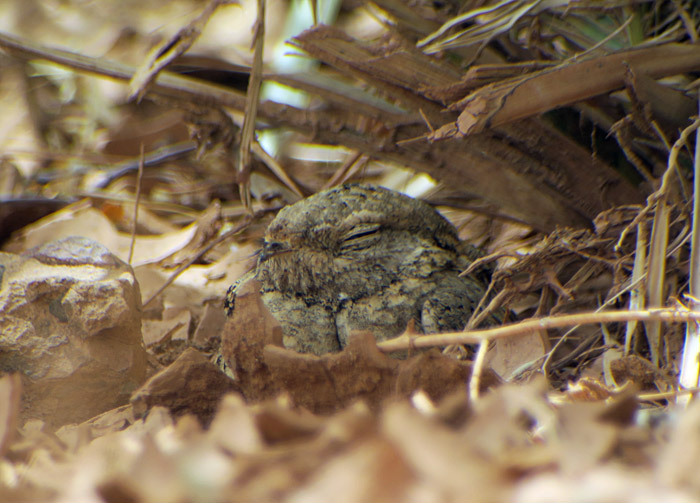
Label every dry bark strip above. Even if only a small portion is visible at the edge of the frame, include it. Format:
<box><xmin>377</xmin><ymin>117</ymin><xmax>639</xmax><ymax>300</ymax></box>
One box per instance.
<box><xmin>445</xmin><ymin>43</ymin><xmax>700</xmax><ymax>136</ymax></box>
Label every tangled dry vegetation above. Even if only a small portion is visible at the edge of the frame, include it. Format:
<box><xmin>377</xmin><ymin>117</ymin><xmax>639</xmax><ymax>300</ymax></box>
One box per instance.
<box><xmin>2</xmin><ymin>0</ymin><xmax>700</xmax><ymax>501</ymax></box>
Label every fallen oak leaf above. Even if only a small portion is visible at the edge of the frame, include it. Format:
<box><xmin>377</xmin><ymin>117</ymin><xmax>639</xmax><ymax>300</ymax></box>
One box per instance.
<box><xmin>263</xmin><ymin>332</ymin><xmax>398</xmax><ymax>414</ymax></box>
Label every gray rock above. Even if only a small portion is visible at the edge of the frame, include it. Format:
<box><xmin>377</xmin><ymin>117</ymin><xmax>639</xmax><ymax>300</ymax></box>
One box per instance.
<box><xmin>0</xmin><ymin>237</ymin><xmax>147</xmax><ymax>429</ymax></box>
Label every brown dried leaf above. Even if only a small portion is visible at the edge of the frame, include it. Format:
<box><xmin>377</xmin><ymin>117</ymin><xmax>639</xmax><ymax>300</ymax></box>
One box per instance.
<box><xmin>208</xmin><ymin>394</ymin><xmax>263</xmax><ymax>454</ymax></box>
<box><xmin>285</xmin><ymin>434</ymin><xmax>414</xmax><ymax>503</ymax></box>
<box><xmin>608</xmin><ymin>355</ymin><xmax>660</xmax><ymax>390</ymax></box>
<box><xmin>55</xmin><ymin>404</ymin><xmax>135</xmax><ymax>453</ymax></box>
<box><xmin>263</xmin><ymin>334</ymin><xmax>399</xmax><ymax>414</ymax></box>
<box><xmin>131</xmin><ymin>348</ymin><xmax>238</xmax><ymax>426</ymax></box>
<box><xmin>219</xmin><ymin>279</ymin><xmax>285</xmax><ymax>401</ymax></box>
<box><xmin>397</xmin><ymin>348</ymin><xmax>501</xmax><ymax>400</ymax></box>
<box><xmin>251</xmin><ymin>400</ymin><xmax>323</xmax><ymax>444</ymax></box>
<box><xmin>382</xmin><ymin>401</ymin><xmax>508</xmax><ymax>502</ymax></box>
<box><xmin>465</xmin><ymin>380</ymin><xmax>555</xmax><ymax>471</ymax></box>
<box><xmin>556</xmin><ymin>394</ymin><xmax>637</xmax><ymax>475</ymax></box>
<box><xmin>564</xmin><ymin>377</ymin><xmax>618</xmax><ymax>402</ymax></box>
<box><xmin>487</xmin><ymin>331</ymin><xmax>547</xmax><ymax>381</ymax></box>
<box><xmin>221</xmin><ymin>281</ymin><xmax>500</xmax><ymax>413</ymax></box>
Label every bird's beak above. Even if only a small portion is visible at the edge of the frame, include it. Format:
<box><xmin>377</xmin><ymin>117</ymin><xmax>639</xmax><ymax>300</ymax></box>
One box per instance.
<box><xmin>258</xmin><ymin>240</ymin><xmax>291</xmax><ymax>263</ymax></box>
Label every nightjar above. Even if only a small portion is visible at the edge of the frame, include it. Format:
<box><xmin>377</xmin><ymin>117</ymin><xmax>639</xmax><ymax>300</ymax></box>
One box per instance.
<box><xmin>225</xmin><ymin>183</ymin><xmax>492</xmax><ymax>355</ymax></box>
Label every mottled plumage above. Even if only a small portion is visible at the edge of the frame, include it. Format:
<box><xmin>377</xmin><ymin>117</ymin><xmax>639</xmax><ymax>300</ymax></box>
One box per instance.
<box><xmin>226</xmin><ymin>184</ymin><xmax>491</xmax><ymax>355</ymax></box>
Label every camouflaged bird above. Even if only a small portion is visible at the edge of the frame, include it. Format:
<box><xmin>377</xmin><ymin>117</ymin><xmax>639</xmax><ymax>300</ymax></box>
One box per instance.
<box><xmin>225</xmin><ymin>184</ymin><xmax>491</xmax><ymax>355</ymax></box>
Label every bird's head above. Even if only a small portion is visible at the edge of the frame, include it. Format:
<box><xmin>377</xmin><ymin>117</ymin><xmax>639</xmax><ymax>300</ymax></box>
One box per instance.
<box><xmin>255</xmin><ymin>184</ymin><xmax>460</xmax><ymax>296</ymax></box>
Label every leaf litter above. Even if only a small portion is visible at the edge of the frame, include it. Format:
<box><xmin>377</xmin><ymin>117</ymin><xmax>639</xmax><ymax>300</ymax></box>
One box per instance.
<box><xmin>1</xmin><ymin>0</ymin><xmax>700</xmax><ymax>501</ymax></box>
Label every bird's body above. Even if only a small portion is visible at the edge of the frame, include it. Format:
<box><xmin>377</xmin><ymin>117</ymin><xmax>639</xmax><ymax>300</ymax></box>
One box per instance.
<box><xmin>226</xmin><ymin>184</ymin><xmax>490</xmax><ymax>355</ymax></box>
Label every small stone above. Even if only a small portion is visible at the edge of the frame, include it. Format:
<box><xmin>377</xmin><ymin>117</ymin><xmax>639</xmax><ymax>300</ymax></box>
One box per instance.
<box><xmin>0</xmin><ymin>237</ymin><xmax>147</xmax><ymax>429</ymax></box>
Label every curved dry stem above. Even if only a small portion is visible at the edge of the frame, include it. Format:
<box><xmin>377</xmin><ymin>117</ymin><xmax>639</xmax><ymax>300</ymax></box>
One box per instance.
<box><xmin>377</xmin><ymin>308</ymin><xmax>700</xmax><ymax>353</ymax></box>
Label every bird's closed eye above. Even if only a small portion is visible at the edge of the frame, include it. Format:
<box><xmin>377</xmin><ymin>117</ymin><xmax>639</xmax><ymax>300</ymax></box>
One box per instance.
<box><xmin>340</xmin><ymin>223</ymin><xmax>381</xmax><ymax>250</ymax></box>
